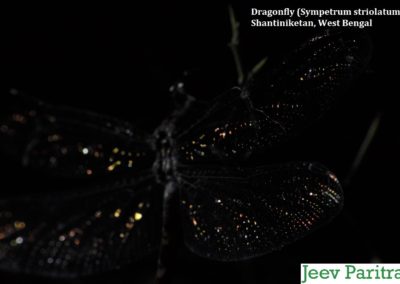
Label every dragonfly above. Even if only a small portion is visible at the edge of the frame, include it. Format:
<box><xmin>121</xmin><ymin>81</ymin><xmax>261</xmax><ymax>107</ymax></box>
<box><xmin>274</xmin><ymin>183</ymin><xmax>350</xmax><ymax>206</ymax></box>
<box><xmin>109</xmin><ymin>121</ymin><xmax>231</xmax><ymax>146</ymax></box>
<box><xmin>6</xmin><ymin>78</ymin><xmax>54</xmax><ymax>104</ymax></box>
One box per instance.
<box><xmin>0</xmin><ymin>28</ymin><xmax>371</xmax><ymax>281</ymax></box>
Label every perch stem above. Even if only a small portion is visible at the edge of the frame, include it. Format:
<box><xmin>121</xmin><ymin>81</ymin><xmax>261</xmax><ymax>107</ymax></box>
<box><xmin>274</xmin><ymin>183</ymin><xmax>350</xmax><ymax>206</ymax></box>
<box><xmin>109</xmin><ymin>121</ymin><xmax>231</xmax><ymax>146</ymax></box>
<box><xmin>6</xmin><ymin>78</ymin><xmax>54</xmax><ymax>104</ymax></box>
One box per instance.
<box><xmin>228</xmin><ymin>5</ymin><xmax>244</xmax><ymax>86</ymax></box>
<box><xmin>344</xmin><ymin>112</ymin><xmax>381</xmax><ymax>187</ymax></box>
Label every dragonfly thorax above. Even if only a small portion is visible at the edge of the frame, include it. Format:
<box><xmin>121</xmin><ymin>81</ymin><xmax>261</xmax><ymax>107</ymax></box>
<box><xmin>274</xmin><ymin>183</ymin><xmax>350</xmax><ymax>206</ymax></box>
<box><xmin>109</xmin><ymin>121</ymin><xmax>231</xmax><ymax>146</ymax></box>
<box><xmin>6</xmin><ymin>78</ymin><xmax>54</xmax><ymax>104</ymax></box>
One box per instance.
<box><xmin>153</xmin><ymin>128</ymin><xmax>177</xmax><ymax>184</ymax></box>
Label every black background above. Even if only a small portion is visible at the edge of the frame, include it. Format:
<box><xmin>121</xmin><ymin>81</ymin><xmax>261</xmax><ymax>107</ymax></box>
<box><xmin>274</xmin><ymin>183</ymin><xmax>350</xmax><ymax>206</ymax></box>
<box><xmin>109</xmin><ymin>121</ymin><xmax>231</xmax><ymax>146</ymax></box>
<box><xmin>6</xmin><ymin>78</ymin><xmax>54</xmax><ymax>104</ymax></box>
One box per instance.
<box><xmin>1</xmin><ymin>1</ymin><xmax>399</xmax><ymax>283</ymax></box>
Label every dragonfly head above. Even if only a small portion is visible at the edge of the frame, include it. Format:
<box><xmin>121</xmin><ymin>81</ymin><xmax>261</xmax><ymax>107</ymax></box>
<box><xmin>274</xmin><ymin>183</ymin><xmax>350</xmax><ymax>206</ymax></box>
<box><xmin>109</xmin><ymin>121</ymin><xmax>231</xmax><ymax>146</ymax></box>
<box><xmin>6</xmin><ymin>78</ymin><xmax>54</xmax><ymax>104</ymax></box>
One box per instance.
<box><xmin>169</xmin><ymin>81</ymin><xmax>194</xmax><ymax>109</ymax></box>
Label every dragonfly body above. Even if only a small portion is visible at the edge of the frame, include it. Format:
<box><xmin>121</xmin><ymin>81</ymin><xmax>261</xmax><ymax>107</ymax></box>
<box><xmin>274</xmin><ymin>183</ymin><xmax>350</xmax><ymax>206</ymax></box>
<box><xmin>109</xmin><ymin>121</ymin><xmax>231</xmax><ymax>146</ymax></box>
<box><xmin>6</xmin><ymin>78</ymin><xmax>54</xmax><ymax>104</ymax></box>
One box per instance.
<box><xmin>0</xmin><ymin>30</ymin><xmax>371</xmax><ymax>279</ymax></box>
<box><xmin>153</xmin><ymin>82</ymin><xmax>195</xmax><ymax>185</ymax></box>
<box><xmin>153</xmin><ymin>127</ymin><xmax>176</xmax><ymax>184</ymax></box>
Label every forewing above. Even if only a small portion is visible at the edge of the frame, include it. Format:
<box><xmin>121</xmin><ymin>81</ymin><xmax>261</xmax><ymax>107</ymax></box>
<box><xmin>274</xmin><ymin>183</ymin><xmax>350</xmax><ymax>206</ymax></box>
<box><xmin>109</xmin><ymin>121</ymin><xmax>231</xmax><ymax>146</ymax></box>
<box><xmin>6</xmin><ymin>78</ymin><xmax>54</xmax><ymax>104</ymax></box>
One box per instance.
<box><xmin>0</xmin><ymin>176</ymin><xmax>163</xmax><ymax>277</ymax></box>
<box><xmin>174</xmin><ymin>88</ymin><xmax>260</xmax><ymax>163</ymax></box>
<box><xmin>177</xmin><ymin>162</ymin><xmax>343</xmax><ymax>261</ymax></box>
<box><xmin>249</xmin><ymin>29</ymin><xmax>372</xmax><ymax>123</ymax></box>
<box><xmin>175</xmin><ymin>30</ymin><xmax>371</xmax><ymax>164</ymax></box>
<box><xmin>0</xmin><ymin>89</ymin><xmax>161</xmax><ymax>276</ymax></box>
<box><xmin>0</xmin><ymin>89</ymin><xmax>154</xmax><ymax>178</ymax></box>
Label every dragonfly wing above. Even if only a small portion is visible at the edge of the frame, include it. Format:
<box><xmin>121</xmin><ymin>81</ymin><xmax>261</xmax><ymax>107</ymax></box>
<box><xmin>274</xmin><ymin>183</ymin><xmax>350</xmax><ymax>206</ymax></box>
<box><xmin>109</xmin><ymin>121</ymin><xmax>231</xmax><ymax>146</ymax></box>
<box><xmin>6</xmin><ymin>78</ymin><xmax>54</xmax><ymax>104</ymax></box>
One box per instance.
<box><xmin>0</xmin><ymin>176</ymin><xmax>163</xmax><ymax>277</ymax></box>
<box><xmin>248</xmin><ymin>29</ymin><xmax>372</xmax><ymax>125</ymax></box>
<box><xmin>175</xmin><ymin>31</ymin><xmax>371</xmax><ymax>164</ymax></box>
<box><xmin>0</xmin><ymin>89</ymin><xmax>162</xmax><ymax>276</ymax></box>
<box><xmin>0</xmin><ymin>89</ymin><xmax>155</xmax><ymax>178</ymax></box>
<box><xmin>174</xmin><ymin>87</ymin><xmax>261</xmax><ymax>163</ymax></box>
<box><xmin>177</xmin><ymin>162</ymin><xmax>343</xmax><ymax>261</ymax></box>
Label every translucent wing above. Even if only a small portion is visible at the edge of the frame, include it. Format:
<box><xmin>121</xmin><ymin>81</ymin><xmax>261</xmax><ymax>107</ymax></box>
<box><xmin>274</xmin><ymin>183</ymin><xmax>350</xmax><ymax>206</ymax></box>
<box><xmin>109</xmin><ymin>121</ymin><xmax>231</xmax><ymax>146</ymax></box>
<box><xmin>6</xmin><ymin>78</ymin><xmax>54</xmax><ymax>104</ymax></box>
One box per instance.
<box><xmin>175</xmin><ymin>30</ymin><xmax>371</xmax><ymax>164</ymax></box>
<box><xmin>173</xmin><ymin>88</ymin><xmax>260</xmax><ymax>163</ymax></box>
<box><xmin>177</xmin><ymin>162</ymin><xmax>343</xmax><ymax>261</ymax></box>
<box><xmin>0</xmin><ymin>89</ymin><xmax>161</xmax><ymax>276</ymax></box>
<box><xmin>0</xmin><ymin>89</ymin><xmax>155</xmax><ymax>178</ymax></box>
<box><xmin>248</xmin><ymin>29</ymin><xmax>372</xmax><ymax>123</ymax></box>
<box><xmin>0</xmin><ymin>176</ymin><xmax>163</xmax><ymax>277</ymax></box>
